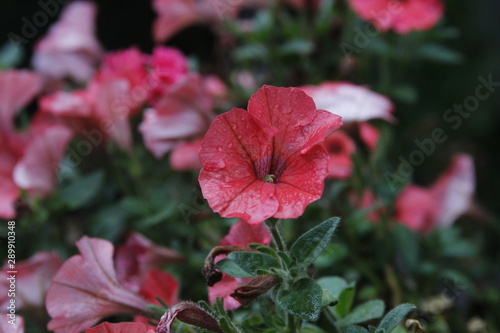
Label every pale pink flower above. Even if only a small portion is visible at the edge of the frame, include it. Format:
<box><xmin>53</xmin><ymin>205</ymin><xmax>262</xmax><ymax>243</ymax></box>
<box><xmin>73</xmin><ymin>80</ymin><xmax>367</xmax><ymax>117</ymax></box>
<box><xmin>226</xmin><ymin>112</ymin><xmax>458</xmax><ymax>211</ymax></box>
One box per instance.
<box><xmin>32</xmin><ymin>1</ymin><xmax>102</xmax><ymax>83</ymax></box>
<box><xmin>394</xmin><ymin>154</ymin><xmax>475</xmax><ymax>232</ymax></box>
<box><xmin>139</xmin><ymin>73</ymin><xmax>215</xmax><ymax>158</ymax></box>
<box><xmin>300</xmin><ymin>82</ymin><xmax>394</xmax><ymax>123</ymax></box>
<box><xmin>0</xmin><ymin>252</ymin><xmax>63</xmax><ymax>313</ymax></box>
<box><xmin>0</xmin><ymin>315</ymin><xmax>24</xmax><ymax>333</ymax></box>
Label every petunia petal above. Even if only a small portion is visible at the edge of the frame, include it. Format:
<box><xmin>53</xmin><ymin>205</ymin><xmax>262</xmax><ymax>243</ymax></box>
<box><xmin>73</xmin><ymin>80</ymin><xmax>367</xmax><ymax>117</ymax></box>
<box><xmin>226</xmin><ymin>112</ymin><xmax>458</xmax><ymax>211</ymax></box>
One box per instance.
<box><xmin>46</xmin><ymin>237</ymin><xmax>149</xmax><ymax>333</ymax></box>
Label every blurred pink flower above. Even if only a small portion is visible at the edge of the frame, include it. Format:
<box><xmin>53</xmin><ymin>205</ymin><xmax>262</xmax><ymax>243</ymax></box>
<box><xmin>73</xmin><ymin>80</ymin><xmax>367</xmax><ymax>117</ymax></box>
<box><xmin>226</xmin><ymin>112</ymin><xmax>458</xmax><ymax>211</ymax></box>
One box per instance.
<box><xmin>12</xmin><ymin>124</ymin><xmax>73</xmax><ymax>197</ymax></box>
<box><xmin>394</xmin><ymin>154</ymin><xmax>475</xmax><ymax>232</ymax></box>
<box><xmin>0</xmin><ymin>70</ymin><xmax>42</xmax><ymax>132</ymax></box>
<box><xmin>322</xmin><ymin>131</ymin><xmax>356</xmax><ymax>179</ymax></box>
<box><xmin>349</xmin><ymin>0</ymin><xmax>444</xmax><ymax>34</ymax></box>
<box><xmin>86</xmin><ymin>322</ymin><xmax>154</xmax><ymax>333</ymax></box>
<box><xmin>139</xmin><ymin>73</ymin><xmax>215</xmax><ymax>158</ymax></box>
<box><xmin>152</xmin><ymin>0</ymin><xmax>267</xmax><ymax>42</ymax></box>
<box><xmin>139</xmin><ymin>269</ymin><xmax>179</xmax><ymax>306</ymax></box>
<box><xmin>32</xmin><ymin>1</ymin><xmax>102</xmax><ymax>83</ymax></box>
<box><xmin>0</xmin><ymin>315</ymin><xmax>24</xmax><ymax>333</ymax></box>
<box><xmin>170</xmin><ymin>139</ymin><xmax>203</xmax><ymax>171</ymax></box>
<box><xmin>46</xmin><ymin>237</ymin><xmax>150</xmax><ymax>333</ymax></box>
<box><xmin>300</xmin><ymin>82</ymin><xmax>394</xmax><ymax>123</ymax></box>
<box><xmin>149</xmin><ymin>46</ymin><xmax>189</xmax><ymax>97</ymax></box>
<box><xmin>359</xmin><ymin>121</ymin><xmax>380</xmax><ymax>151</ymax></box>
<box><xmin>98</xmin><ymin>47</ymin><xmax>148</xmax><ymax>91</ymax></box>
<box><xmin>115</xmin><ymin>232</ymin><xmax>183</xmax><ymax>292</ymax></box>
<box><xmin>0</xmin><ymin>252</ymin><xmax>62</xmax><ymax>314</ymax></box>
<box><xmin>0</xmin><ymin>124</ymin><xmax>72</xmax><ymax>219</ymax></box>
<box><xmin>209</xmin><ymin>220</ymin><xmax>271</xmax><ymax>309</ymax></box>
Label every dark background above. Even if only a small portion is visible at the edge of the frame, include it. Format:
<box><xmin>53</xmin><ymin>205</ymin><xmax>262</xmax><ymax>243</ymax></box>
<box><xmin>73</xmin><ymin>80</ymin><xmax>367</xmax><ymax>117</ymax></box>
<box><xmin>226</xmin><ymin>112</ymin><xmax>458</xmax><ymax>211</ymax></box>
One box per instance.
<box><xmin>1</xmin><ymin>0</ymin><xmax>499</xmax><ymax>216</ymax></box>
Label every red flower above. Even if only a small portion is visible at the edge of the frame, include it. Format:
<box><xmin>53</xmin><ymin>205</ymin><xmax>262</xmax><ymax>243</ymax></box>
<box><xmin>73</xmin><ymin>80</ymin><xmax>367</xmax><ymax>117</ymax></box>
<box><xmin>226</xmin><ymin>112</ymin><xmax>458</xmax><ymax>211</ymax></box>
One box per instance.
<box><xmin>199</xmin><ymin>86</ymin><xmax>342</xmax><ymax>224</ymax></box>
<box><xmin>208</xmin><ymin>220</ymin><xmax>271</xmax><ymax>309</ymax></box>
<box><xmin>86</xmin><ymin>322</ymin><xmax>155</xmax><ymax>333</ymax></box>
<box><xmin>46</xmin><ymin>237</ymin><xmax>150</xmax><ymax>333</ymax></box>
<box><xmin>394</xmin><ymin>154</ymin><xmax>475</xmax><ymax>232</ymax></box>
<box><xmin>349</xmin><ymin>0</ymin><xmax>444</xmax><ymax>34</ymax></box>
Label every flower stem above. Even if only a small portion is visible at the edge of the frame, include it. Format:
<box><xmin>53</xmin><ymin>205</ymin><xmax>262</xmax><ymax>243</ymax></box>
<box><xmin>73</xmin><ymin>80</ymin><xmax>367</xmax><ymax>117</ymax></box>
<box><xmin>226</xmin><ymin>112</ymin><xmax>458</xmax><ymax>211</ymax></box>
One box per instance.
<box><xmin>266</xmin><ymin>219</ymin><xmax>286</xmax><ymax>252</ymax></box>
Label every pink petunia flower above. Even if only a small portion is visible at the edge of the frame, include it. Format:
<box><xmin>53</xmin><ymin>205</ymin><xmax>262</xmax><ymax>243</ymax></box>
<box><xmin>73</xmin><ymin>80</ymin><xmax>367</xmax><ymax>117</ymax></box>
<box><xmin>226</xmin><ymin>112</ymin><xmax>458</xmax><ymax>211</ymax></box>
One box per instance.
<box><xmin>300</xmin><ymin>82</ymin><xmax>394</xmax><ymax>123</ymax></box>
<box><xmin>322</xmin><ymin>131</ymin><xmax>356</xmax><ymax>179</ymax></box>
<box><xmin>0</xmin><ymin>70</ymin><xmax>42</xmax><ymax>132</ymax></box>
<box><xmin>0</xmin><ymin>252</ymin><xmax>62</xmax><ymax>315</ymax></box>
<box><xmin>152</xmin><ymin>0</ymin><xmax>268</xmax><ymax>42</ymax></box>
<box><xmin>208</xmin><ymin>220</ymin><xmax>272</xmax><ymax>309</ymax></box>
<box><xmin>86</xmin><ymin>322</ymin><xmax>155</xmax><ymax>333</ymax></box>
<box><xmin>139</xmin><ymin>73</ymin><xmax>215</xmax><ymax>159</ymax></box>
<box><xmin>46</xmin><ymin>237</ymin><xmax>150</xmax><ymax>333</ymax></box>
<box><xmin>32</xmin><ymin>1</ymin><xmax>102</xmax><ymax>83</ymax></box>
<box><xmin>199</xmin><ymin>85</ymin><xmax>342</xmax><ymax>224</ymax></box>
<box><xmin>0</xmin><ymin>315</ymin><xmax>24</xmax><ymax>333</ymax></box>
<box><xmin>170</xmin><ymin>139</ymin><xmax>204</xmax><ymax>171</ymax></box>
<box><xmin>394</xmin><ymin>154</ymin><xmax>475</xmax><ymax>232</ymax></box>
<box><xmin>0</xmin><ymin>124</ymin><xmax>72</xmax><ymax>219</ymax></box>
<box><xmin>114</xmin><ymin>232</ymin><xmax>183</xmax><ymax>292</ymax></box>
<box><xmin>358</xmin><ymin>121</ymin><xmax>380</xmax><ymax>151</ymax></box>
<box><xmin>349</xmin><ymin>0</ymin><xmax>444</xmax><ymax>34</ymax></box>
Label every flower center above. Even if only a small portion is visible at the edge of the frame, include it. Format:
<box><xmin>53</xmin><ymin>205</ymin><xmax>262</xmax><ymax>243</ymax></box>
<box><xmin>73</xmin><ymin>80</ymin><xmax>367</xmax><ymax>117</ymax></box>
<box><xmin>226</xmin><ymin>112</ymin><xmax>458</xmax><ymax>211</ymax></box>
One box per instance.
<box><xmin>263</xmin><ymin>174</ymin><xmax>276</xmax><ymax>183</ymax></box>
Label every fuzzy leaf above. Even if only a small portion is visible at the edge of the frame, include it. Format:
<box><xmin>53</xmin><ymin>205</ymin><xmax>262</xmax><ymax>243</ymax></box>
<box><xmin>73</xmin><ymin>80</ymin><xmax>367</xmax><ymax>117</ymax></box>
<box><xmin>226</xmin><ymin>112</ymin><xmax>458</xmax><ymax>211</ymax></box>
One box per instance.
<box><xmin>226</xmin><ymin>251</ymin><xmax>280</xmax><ymax>276</ymax></box>
<box><xmin>215</xmin><ymin>259</ymin><xmax>254</xmax><ymax>278</ymax></box>
<box><xmin>338</xmin><ymin>300</ymin><xmax>385</xmax><ymax>327</ymax></box>
<box><xmin>290</xmin><ymin>217</ymin><xmax>340</xmax><ymax>267</ymax></box>
<box><xmin>376</xmin><ymin>303</ymin><xmax>416</xmax><ymax>333</ymax></box>
<box><xmin>276</xmin><ymin>278</ymin><xmax>323</xmax><ymax>321</ymax></box>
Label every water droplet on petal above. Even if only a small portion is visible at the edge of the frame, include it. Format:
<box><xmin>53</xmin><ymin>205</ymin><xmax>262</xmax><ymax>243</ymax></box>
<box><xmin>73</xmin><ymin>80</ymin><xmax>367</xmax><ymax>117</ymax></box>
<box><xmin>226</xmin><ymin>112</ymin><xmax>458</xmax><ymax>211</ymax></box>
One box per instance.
<box><xmin>217</xmin><ymin>145</ymin><xmax>223</xmax><ymax>152</ymax></box>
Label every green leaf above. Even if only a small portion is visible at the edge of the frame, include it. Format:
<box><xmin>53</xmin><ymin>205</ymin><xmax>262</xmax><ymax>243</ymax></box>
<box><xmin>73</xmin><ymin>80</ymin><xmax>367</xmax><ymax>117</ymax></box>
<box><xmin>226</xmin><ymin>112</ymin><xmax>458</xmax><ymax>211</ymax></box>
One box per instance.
<box><xmin>338</xmin><ymin>300</ymin><xmax>385</xmax><ymax>327</ymax></box>
<box><xmin>290</xmin><ymin>217</ymin><xmax>341</xmax><ymax>267</ymax></box>
<box><xmin>215</xmin><ymin>259</ymin><xmax>255</xmax><ymax>278</ymax></box>
<box><xmin>377</xmin><ymin>303</ymin><xmax>416</xmax><ymax>333</ymax></box>
<box><xmin>300</xmin><ymin>323</ymin><xmax>327</xmax><ymax>333</ymax></box>
<box><xmin>317</xmin><ymin>276</ymin><xmax>349</xmax><ymax>299</ymax></box>
<box><xmin>276</xmin><ymin>278</ymin><xmax>323</xmax><ymax>321</ymax></box>
<box><xmin>417</xmin><ymin>43</ymin><xmax>463</xmax><ymax>64</ymax></box>
<box><xmin>335</xmin><ymin>285</ymin><xmax>356</xmax><ymax>318</ymax></box>
<box><xmin>279</xmin><ymin>39</ymin><xmax>314</xmax><ymax>55</ymax></box>
<box><xmin>248</xmin><ymin>243</ymin><xmax>279</xmax><ymax>258</ymax></box>
<box><xmin>60</xmin><ymin>171</ymin><xmax>104</xmax><ymax>209</ymax></box>
<box><xmin>226</xmin><ymin>251</ymin><xmax>280</xmax><ymax>276</ymax></box>
<box><xmin>345</xmin><ymin>326</ymin><xmax>370</xmax><ymax>333</ymax></box>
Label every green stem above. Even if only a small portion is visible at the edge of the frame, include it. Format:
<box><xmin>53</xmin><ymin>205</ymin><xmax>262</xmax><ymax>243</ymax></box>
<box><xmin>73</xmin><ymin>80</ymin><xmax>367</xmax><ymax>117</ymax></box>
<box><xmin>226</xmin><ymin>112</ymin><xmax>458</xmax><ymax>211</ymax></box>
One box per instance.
<box><xmin>287</xmin><ymin>312</ymin><xmax>302</xmax><ymax>333</ymax></box>
<box><xmin>323</xmin><ymin>309</ymin><xmax>341</xmax><ymax>333</ymax></box>
<box><xmin>266</xmin><ymin>219</ymin><xmax>286</xmax><ymax>252</ymax></box>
